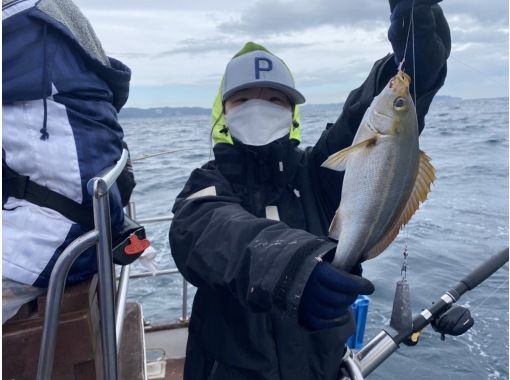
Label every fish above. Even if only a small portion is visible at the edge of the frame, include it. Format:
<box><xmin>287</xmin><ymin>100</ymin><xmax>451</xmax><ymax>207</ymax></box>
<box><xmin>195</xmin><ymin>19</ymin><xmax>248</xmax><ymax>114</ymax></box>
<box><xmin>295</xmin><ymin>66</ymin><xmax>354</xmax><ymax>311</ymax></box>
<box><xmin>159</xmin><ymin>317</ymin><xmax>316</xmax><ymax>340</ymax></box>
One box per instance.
<box><xmin>321</xmin><ymin>69</ymin><xmax>435</xmax><ymax>271</ymax></box>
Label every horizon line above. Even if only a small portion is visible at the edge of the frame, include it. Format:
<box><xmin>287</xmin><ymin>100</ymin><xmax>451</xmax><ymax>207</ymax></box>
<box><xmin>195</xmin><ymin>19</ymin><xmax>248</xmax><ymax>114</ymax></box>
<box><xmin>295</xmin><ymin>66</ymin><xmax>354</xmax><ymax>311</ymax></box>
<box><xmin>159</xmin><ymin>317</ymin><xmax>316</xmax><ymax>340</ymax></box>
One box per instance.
<box><xmin>121</xmin><ymin>95</ymin><xmax>508</xmax><ymax>111</ymax></box>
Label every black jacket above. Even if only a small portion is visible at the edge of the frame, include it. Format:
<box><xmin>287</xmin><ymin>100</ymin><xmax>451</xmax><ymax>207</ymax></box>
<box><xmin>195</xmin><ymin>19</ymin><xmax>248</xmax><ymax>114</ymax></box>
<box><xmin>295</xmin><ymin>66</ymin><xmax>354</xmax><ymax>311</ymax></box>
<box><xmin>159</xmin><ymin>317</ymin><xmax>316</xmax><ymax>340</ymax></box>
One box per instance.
<box><xmin>169</xmin><ymin>4</ymin><xmax>450</xmax><ymax>379</ymax></box>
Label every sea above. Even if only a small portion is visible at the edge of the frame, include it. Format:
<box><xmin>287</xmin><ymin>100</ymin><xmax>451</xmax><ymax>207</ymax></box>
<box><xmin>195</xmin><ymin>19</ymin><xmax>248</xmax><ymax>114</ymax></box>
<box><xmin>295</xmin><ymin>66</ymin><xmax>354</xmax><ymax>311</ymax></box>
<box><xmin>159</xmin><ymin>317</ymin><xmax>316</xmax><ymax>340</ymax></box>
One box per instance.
<box><xmin>121</xmin><ymin>97</ymin><xmax>509</xmax><ymax>380</ymax></box>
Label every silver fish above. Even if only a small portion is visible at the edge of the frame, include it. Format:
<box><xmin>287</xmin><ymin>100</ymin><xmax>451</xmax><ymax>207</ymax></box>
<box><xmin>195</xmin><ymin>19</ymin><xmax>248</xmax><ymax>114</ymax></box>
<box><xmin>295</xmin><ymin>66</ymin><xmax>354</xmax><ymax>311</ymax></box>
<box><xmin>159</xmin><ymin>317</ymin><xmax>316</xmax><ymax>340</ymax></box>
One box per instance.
<box><xmin>322</xmin><ymin>70</ymin><xmax>435</xmax><ymax>271</ymax></box>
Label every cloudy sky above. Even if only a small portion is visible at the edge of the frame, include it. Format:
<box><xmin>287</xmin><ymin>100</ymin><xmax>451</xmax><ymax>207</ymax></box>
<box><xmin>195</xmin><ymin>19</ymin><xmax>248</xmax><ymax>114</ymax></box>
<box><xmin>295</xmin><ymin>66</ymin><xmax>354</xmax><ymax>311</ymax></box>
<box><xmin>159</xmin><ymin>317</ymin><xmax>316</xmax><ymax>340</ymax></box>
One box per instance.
<box><xmin>74</xmin><ymin>0</ymin><xmax>508</xmax><ymax>108</ymax></box>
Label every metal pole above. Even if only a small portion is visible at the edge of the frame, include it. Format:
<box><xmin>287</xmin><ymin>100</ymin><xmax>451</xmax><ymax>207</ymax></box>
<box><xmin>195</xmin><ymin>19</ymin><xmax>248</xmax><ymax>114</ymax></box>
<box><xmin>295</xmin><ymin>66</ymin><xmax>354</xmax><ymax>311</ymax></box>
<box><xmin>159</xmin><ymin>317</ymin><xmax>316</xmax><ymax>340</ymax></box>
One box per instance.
<box><xmin>338</xmin><ymin>349</ymin><xmax>365</xmax><ymax>380</ymax></box>
<box><xmin>36</xmin><ymin>231</ymin><xmax>98</xmax><ymax>380</ymax></box>
<box><xmin>115</xmin><ymin>265</ymin><xmax>130</xmax><ymax>348</ymax></box>
<box><xmin>356</xmin><ymin>330</ymin><xmax>398</xmax><ymax>377</ymax></box>
<box><xmin>86</xmin><ymin>149</ymin><xmax>128</xmax><ymax>197</ymax></box>
<box><xmin>94</xmin><ymin>178</ymin><xmax>118</xmax><ymax>380</ymax></box>
<box><xmin>97</xmin><ymin>149</ymin><xmax>128</xmax><ymax>190</ymax></box>
<box><xmin>181</xmin><ymin>277</ymin><xmax>189</xmax><ymax>322</ymax></box>
<box><xmin>119</xmin><ymin>268</ymin><xmax>180</xmax><ymax>280</ymax></box>
<box><xmin>136</xmin><ymin>215</ymin><xmax>173</xmax><ymax>224</ymax></box>
<box><xmin>115</xmin><ymin>203</ymin><xmax>136</xmax><ymax>348</ymax></box>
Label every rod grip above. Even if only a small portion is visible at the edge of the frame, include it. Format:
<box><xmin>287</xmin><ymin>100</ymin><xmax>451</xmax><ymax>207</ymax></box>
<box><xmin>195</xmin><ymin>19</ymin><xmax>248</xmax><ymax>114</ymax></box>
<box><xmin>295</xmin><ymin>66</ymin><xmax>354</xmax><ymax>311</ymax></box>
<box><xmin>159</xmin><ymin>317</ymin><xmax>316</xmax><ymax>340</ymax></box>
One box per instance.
<box><xmin>455</xmin><ymin>248</ymin><xmax>508</xmax><ymax>297</ymax></box>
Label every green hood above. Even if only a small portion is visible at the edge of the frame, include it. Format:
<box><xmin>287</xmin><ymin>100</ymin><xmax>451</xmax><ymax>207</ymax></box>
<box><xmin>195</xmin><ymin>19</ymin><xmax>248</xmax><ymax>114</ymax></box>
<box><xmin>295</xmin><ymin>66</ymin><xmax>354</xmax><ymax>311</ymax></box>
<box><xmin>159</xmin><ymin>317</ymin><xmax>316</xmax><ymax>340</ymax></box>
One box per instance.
<box><xmin>211</xmin><ymin>42</ymin><xmax>302</xmax><ymax>146</ymax></box>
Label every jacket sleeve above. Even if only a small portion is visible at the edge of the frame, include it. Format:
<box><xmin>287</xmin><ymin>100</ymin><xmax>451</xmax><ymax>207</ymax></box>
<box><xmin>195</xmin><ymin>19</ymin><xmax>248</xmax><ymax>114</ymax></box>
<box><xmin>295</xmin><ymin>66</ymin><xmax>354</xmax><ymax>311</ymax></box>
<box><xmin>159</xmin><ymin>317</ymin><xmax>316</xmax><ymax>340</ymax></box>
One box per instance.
<box><xmin>389</xmin><ymin>2</ymin><xmax>451</xmax><ymax>97</ymax></box>
<box><xmin>169</xmin><ymin>161</ymin><xmax>336</xmax><ymax>316</ymax></box>
<box><xmin>309</xmin><ymin>2</ymin><xmax>451</xmax><ymax>217</ymax></box>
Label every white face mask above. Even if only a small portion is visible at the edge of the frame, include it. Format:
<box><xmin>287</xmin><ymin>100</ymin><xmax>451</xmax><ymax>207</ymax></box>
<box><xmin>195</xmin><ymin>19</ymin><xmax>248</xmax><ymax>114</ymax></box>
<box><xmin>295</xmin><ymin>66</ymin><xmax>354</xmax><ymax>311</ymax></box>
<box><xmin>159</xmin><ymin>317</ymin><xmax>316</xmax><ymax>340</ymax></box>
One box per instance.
<box><xmin>225</xmin><ymin>99</ymin><xmax>292</xmax><ymax>146</ymax></box>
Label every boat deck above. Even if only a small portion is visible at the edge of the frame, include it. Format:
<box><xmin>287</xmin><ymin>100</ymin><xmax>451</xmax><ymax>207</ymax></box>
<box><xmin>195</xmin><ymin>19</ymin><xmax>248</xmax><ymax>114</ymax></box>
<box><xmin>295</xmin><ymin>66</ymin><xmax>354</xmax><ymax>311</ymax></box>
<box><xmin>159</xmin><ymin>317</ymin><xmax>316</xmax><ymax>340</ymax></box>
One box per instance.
<box><xmin>145</xmin><ymin>323</ymin><xmax>188</xmax><ymax>380</ymax></box>
<box><xmin>162</xmin><ymin>359</ymin><xmax>185</xmax><ymax>380</ymax></box>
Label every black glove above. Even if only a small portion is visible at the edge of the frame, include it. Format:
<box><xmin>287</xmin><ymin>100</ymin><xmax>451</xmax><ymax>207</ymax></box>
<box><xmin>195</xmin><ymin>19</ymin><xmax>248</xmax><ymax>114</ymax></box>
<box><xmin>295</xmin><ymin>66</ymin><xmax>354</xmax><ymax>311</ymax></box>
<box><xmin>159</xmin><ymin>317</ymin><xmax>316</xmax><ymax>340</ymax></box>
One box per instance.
<box><xmin>388</xmin><ymin>0</ymin><xmax>450</xmax><ymax>95</ymax></box>
<box><xmin>298</xmin><ymin>262</ymin><xmax>374</xmax><ymax>331</ymax></box>
<box><xmin>389</xmin><ymin>0</ymin><xmax>442</xmax><ymax>13</ymax></box>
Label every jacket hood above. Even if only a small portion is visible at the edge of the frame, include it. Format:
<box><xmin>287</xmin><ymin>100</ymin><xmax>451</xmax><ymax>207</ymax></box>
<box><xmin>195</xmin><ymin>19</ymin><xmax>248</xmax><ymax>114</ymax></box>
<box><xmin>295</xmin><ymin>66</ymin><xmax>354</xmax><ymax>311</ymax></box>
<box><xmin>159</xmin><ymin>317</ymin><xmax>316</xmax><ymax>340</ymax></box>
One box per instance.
<box><xmin>28</xmin><ymin>0</ymin><xmax>131</xmax><ymax>111</ymax></box>
<box><xmin>212</xmin><ymin>42</ymin><xmax>302</xmax><ymax>146</ymax></box>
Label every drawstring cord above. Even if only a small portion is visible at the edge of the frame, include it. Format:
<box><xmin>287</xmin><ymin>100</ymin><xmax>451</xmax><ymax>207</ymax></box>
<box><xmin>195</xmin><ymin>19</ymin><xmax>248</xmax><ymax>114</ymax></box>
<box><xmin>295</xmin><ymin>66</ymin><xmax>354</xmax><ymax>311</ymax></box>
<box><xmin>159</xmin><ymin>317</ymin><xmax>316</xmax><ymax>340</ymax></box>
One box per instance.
<box><xmin>40</xmin><ymin>23</ymin><xmax>49</xmax><ymax>141</ymax></box>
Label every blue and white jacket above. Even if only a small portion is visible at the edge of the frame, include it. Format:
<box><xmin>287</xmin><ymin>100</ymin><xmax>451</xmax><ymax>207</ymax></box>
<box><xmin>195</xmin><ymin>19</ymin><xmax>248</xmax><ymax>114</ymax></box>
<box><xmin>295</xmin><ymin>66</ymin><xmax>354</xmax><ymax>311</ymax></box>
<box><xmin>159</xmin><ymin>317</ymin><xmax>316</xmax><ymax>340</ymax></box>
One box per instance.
<box><xmin>2</xmin><ymin>0</ymin><xmax>131</xmax><ymax>287</ymax></box>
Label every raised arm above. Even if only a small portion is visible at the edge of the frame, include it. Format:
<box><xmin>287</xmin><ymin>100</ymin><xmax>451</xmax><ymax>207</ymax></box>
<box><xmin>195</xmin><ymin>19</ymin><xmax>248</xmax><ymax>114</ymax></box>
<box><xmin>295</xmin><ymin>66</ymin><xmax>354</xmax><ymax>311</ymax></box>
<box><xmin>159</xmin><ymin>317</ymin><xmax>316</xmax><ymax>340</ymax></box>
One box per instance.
<box><xmin>310</xmin><ymin>0</ymin><xmax>450</xmax><ymax>216</ymax></box>
<box><xmin>389</xmin><ymin>0</ymin><xmax>451</xmax><ymax>98</ymax></box>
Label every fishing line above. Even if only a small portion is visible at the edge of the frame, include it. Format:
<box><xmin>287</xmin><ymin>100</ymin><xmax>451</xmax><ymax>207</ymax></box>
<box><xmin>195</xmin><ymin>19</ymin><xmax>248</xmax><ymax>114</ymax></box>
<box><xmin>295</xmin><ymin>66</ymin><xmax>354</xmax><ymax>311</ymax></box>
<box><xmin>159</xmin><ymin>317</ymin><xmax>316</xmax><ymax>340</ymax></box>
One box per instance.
<box><xmin>398</xmin><ymin>0</ymin><xmax>417</xmax><ymax>103</ymax></box>
<box><xmin>469</xmin><ymin>278</ymin><xmax>508</xmax><ymax>313</ymax></box>
<box><xmin>449</xmin><ymin>55</ymin><xmax>486</xmax><ymax>76</ymax></box>
<box><xmin>399</xmin><ymin>5</ymin><xmax>413</xmax><ymax>69</ymax></box>
<box><xmin>396</xmin><ymin>0</ymin><xmax>417</xmax><ymax>282</ymax></box>
<box><xmin>132</xmin><ymin>147</ymin><xmax>209</xmax><ymax>162</ymax></box>
<box><xmin>391</xmin><ymin>2</ymin><xmax>417</xmax><ymax>332</ymax></box>
<box><xmin>411</xmin><ymin>0</ymin><xmax>417</xmax><ymax>103</ymax></box>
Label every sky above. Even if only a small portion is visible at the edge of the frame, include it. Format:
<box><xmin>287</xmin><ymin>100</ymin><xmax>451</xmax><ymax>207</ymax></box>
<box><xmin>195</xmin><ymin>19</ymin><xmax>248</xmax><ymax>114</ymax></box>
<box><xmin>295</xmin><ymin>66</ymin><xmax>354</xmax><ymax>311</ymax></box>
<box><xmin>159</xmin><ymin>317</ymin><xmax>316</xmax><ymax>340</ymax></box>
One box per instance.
<box><xmin>74</xmin><ymin>0</ymin><xmax>509</xmax><ymax>108</ymax></box>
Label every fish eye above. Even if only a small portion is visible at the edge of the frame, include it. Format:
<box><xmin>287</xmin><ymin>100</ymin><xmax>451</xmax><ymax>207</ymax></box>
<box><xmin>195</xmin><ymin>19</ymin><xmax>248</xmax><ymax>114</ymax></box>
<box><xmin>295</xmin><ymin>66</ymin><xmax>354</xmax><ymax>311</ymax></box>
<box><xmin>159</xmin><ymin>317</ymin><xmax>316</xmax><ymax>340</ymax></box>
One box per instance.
<box><xmin>393</xmin><ymin>97</ymin><xmax>408</xmax><ymax>111</ymax></box>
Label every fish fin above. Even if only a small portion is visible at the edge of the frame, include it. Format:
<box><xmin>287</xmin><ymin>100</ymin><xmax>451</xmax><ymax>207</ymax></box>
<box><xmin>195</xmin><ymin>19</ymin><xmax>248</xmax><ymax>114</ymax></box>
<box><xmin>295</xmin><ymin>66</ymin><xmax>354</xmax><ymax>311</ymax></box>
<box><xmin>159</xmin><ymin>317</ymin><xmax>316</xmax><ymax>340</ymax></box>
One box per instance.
<box><xmin>365</xmin><ymin>150</ymin><xmax>436</xmax><ymax>260</ymax></box>
<box><xmin>328</xmin><ymin>209</ymin><xmax>342</xmax><ymax>240</ymax></box>
<box><xmin>399</xmin><ymin>150</ymin><xmax>436</xmax><ymax>226</ymax></box>
<box><xmin>321</xmin><ymin>137</ymin><xmax>377</xmax><ymax>172</ymax></box>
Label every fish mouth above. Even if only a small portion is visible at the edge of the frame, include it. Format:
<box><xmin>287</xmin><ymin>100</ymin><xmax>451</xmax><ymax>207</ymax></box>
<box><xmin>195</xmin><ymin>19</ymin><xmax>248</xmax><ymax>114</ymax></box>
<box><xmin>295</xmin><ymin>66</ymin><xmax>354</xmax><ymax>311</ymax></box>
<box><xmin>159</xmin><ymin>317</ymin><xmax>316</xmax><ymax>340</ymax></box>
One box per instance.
<box><xmin>390</xmin><ymin>70</ymin><xmax>411</xmax><ymax>94</ymax></box>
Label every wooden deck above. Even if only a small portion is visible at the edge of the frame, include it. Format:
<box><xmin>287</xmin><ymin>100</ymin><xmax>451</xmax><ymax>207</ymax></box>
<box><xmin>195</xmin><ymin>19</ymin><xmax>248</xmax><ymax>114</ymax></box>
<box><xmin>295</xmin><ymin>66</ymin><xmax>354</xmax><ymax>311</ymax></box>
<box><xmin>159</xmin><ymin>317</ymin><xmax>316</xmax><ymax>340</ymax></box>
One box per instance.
<box><xmin>162</xmin><ymin>359</ymin><xmax>185</xmax><ymax>380</ymax></box>
<box><xmin>2</xmin><ymin>278</ymin><xmax>102</xmax><ymax>380</ymax></box>
<box><xmin>3</xmin><ymin>277</ymin><xmax>189</xmax><ymax>380</ymax></box>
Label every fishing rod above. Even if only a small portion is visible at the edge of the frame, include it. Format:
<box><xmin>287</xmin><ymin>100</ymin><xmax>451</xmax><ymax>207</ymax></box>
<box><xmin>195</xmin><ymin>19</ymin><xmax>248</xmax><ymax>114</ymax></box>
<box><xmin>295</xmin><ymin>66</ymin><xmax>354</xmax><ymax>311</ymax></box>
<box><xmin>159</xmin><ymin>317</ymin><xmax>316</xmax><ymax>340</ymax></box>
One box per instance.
<box><xmin>338</xmin><ymin>248</ymin><xmax>509</xmax><ymax>380</ymax></box>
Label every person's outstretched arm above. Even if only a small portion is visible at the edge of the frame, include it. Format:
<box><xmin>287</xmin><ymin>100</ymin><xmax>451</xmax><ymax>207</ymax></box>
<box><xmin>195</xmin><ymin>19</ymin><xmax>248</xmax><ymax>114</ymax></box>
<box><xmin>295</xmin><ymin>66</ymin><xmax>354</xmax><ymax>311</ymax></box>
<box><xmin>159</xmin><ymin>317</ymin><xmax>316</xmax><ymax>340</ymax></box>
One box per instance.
<box><xmin>389</xmin><ymin>0</ymin><xmax>451</xmax><ymax>100</ymax></box>
<box><xmin>309</xmin><ymin>0</ymin><xmax>451</xmax><ymax>217</ymax></box>
<box><xmin>169</xmin><ymin>161</ymin><xmax>337</xmax><ymax>315</ymax></box>
<box><xmin>170</xmin><ymin>161</ymin><xmax>374</xmax><ymax>330</ymax></box>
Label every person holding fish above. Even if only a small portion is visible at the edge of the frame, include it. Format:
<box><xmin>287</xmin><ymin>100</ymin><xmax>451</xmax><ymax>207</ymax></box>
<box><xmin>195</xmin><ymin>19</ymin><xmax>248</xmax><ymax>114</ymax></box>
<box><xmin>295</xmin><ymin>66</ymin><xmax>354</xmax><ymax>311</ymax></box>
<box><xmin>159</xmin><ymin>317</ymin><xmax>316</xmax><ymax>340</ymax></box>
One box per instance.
<box><xmin>169</xmin><ymin>0</ymin><xmax>451</xmax><ymax>379</ymax></box>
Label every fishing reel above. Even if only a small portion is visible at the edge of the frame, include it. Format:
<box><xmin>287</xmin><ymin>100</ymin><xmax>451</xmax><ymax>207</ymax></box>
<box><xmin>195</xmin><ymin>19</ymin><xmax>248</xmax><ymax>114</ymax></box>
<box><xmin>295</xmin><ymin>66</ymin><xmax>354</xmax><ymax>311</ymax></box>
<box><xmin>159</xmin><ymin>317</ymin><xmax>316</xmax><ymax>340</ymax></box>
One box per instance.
<box><xmin>336</xmin><ymin>306</ymin><xmax>475</xmax><ymax>379</ymax></box>
<box><xmin>401</xmin><ymin>305</ymin><xmax>474</xmax><ymax>346</ymax></box>
<box><xmin>431</xmin><ymin>305</ymin><xmax>474</xmax><ymax>341</ymax></box>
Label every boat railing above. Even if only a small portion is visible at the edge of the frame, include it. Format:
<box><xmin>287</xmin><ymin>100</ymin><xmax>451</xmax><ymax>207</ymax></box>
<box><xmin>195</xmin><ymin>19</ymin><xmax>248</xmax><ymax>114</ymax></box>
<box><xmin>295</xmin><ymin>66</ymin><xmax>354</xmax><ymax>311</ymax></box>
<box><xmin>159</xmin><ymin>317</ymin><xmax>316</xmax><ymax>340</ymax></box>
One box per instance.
<box><xmin>118</xmin><ymin>209</ymin><xmax>192</xmax><ymax>324</ymax></box>
<box><xmin>36</xmin><ymin>149</ymin><xmax>129</xmax><ymax>380</ymax></box>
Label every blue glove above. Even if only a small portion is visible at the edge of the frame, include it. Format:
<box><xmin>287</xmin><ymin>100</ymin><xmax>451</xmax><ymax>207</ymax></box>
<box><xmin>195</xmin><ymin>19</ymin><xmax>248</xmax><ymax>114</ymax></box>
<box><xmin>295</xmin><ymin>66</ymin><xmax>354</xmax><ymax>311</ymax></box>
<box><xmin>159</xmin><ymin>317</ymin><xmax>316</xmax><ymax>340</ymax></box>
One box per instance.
<box><xmin>298</xmin><ymin>262</ymin><xmax>374</xmax><ymax>331</ymax></box>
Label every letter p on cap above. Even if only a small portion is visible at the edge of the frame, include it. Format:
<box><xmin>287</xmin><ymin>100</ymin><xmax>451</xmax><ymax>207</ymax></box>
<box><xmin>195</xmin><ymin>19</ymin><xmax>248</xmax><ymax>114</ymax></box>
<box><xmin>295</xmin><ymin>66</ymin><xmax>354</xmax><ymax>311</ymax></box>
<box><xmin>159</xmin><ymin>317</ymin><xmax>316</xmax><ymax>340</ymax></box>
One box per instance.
<box><xmin>255</xmin><ymin>57</ymin><xmax>272</xmax><ymax>79</ymax></box>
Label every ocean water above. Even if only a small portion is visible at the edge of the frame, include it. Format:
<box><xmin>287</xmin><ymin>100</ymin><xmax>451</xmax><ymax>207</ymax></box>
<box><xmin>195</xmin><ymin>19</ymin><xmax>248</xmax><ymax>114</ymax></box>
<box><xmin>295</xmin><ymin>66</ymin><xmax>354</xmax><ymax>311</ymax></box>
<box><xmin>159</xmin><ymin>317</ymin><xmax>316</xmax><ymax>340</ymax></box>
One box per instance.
<box><xmin>121</xmin><ymin>97</ymin><xmax>509</xmax><ymax>380</ymax></box>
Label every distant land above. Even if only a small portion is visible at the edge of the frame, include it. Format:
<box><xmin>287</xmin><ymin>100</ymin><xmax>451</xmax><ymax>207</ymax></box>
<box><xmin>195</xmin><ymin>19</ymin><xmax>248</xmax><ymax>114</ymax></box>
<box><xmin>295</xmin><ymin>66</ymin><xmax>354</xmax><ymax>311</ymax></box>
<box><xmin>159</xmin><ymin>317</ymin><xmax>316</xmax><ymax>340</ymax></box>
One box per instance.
<box><xmin>433</xmin><ymin>95</ymin><xmax>463</xmax><ymax>102</ymax></box>
<box><xmin>119</xmin><ymin>106</ymin><xmax>210</xmax><ymax>119</ymax></box>
<box><xmin>119</xmin><ymin>95</ymin><xmax>467</xmax><ymax>119</ymax></box>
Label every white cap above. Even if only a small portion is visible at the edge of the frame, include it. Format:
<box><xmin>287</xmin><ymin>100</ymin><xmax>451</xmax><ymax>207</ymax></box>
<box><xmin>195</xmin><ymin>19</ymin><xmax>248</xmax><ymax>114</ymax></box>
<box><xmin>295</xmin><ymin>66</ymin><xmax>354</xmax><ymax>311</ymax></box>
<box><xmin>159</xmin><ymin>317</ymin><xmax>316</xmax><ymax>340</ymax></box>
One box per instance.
<box><xmin>221</xmin><ymin>50</ymin><xmax>306</xmax><ymax>105</ymax></box>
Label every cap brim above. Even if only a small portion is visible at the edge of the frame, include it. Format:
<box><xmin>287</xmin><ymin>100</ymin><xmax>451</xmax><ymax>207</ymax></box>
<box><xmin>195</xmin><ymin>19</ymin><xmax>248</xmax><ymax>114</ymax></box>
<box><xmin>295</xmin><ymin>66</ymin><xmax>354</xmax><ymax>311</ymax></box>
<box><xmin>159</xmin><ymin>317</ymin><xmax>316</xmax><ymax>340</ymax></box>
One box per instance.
<box><xmin>222</xmin><ymin>80</ymin><xmax>306</xmax><ymax>105</ymax></box>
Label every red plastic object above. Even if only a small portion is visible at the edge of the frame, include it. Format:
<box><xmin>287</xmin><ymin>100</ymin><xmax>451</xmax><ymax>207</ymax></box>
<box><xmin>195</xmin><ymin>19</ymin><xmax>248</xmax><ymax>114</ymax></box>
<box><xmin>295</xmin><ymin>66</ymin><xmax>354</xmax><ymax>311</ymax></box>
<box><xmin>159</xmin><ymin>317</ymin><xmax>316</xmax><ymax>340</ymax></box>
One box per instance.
<box><xmin>124</xmin><ymin>234</ymin><xmax>150</xmax><ymax>255</ymax></box>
